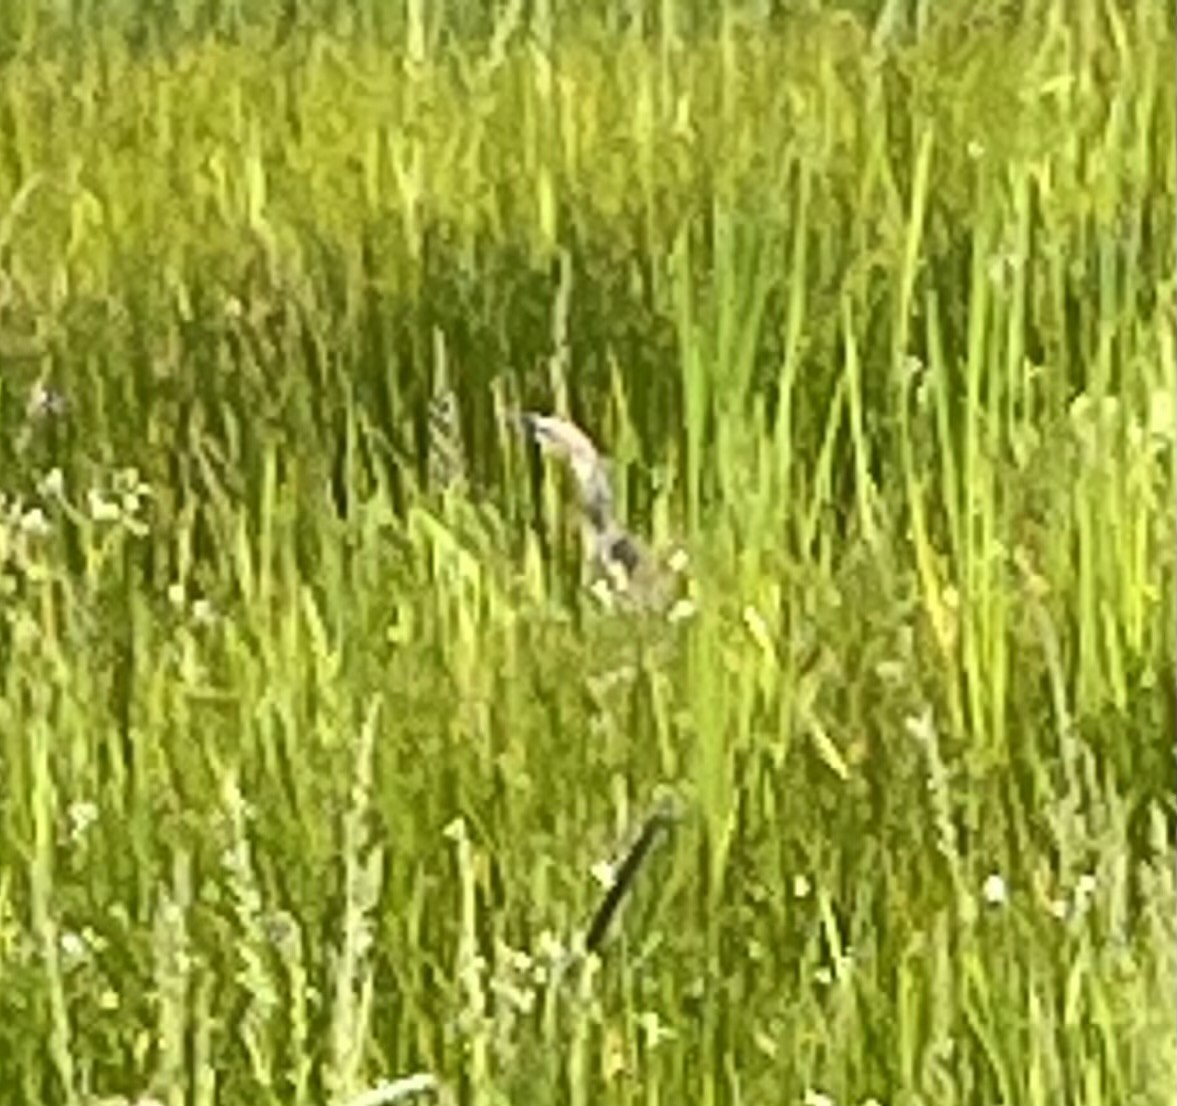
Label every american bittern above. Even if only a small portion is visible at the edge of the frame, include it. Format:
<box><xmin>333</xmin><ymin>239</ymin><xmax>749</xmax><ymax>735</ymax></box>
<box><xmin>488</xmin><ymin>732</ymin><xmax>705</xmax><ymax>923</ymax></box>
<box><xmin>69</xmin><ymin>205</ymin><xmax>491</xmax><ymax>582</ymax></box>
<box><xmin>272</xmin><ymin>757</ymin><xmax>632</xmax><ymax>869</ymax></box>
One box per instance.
<box><xmin>515</xmin><ymin>412</ymin><xmax>678</xmax><ymax>608</ymax></box>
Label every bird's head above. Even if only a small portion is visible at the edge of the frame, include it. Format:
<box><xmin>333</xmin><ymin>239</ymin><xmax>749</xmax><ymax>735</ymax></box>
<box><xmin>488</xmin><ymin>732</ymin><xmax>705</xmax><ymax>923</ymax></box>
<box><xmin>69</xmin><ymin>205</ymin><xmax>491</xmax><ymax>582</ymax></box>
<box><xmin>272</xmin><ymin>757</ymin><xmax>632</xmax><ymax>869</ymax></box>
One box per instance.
<box><xmin>515</xmin><ymin>412</ymin><xmax>613</xmax><ymax>514</ymax></box>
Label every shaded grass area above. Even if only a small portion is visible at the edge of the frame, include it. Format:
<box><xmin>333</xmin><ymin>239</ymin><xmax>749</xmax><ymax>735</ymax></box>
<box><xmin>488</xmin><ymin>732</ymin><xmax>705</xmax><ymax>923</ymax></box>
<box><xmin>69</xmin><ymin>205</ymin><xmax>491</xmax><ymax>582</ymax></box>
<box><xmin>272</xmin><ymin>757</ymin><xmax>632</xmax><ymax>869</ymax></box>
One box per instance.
<box><xmin>0</xmin><ymin>1</ymin><xmax>1174</xmax><ymax>1104</ymax></box>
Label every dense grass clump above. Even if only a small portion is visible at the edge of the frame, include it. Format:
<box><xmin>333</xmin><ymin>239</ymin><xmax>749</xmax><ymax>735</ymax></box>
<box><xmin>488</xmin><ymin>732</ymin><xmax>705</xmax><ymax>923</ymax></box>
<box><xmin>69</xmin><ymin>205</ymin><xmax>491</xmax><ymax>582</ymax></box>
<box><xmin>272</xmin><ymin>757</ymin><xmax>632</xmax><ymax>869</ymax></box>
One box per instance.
<box><xmin>0</xmin><ymin>1</ymin><xmax>1173</xmax><ymax>1103</ymax></box>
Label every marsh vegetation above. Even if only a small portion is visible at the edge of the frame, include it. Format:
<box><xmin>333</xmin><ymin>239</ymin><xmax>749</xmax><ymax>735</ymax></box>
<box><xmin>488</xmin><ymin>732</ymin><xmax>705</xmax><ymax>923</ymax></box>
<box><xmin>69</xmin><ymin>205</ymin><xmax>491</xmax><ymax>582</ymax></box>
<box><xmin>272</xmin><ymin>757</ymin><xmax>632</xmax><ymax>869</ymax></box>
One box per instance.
<box><xmin>0</xmin><ymin>1</ymin><xmax>1174</xmax><ymax>1103</ymax></box>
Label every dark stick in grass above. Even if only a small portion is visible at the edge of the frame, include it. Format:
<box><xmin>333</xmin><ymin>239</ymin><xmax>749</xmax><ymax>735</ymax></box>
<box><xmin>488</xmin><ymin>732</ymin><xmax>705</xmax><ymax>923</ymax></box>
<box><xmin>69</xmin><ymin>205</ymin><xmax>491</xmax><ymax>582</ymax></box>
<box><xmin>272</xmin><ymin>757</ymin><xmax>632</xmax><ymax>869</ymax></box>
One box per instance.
<box><xmin>583</xmin><ymin>798</ymin><xmax>678</xmax><ymax>954</ymax></box>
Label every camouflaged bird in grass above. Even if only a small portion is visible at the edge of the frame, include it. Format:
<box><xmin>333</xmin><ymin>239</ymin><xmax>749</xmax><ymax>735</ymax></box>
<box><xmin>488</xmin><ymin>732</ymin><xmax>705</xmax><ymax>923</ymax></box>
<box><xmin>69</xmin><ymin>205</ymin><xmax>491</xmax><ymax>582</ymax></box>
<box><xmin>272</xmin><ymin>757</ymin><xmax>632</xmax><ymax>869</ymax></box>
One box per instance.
<box><xmin>514</xmin><ymin>412</ymin><xmax>687</xmax><ymax>612</ymax></box>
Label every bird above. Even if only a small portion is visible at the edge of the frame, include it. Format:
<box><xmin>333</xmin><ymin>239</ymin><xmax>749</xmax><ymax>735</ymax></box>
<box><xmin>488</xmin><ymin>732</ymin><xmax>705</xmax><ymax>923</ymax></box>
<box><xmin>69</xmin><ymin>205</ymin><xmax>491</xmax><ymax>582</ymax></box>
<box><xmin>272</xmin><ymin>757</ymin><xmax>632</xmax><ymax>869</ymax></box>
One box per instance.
<box><xmin>513</xmin><ymin>411</ymin><xmax>680</xmax><ymax>609</ymax></box>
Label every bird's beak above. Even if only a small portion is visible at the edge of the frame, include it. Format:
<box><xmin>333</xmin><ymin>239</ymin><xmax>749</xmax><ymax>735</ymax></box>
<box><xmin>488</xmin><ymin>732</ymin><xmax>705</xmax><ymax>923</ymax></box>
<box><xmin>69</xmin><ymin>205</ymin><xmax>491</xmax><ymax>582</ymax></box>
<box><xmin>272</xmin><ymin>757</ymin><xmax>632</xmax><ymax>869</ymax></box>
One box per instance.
<box><xmin>512</xmin><ymin>410</ymin><xmax>541</xmax><ymax>436</ymax></box>
<box><xmin>514</xmin><ymin>411</ymin><xmax>561</xmax><ymax>446</ymax></box>
<box><xmin>511</xmin><ymin>411</ymin><xmax>561</xmax><ymax>454</ymax></box>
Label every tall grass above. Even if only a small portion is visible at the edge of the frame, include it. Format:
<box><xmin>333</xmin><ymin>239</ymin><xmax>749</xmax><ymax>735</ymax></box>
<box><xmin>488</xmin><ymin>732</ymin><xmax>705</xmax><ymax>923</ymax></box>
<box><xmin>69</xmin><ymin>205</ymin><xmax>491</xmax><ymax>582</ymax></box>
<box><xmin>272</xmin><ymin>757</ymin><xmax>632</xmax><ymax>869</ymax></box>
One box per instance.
<box><xmin>1</xmin><ymin>1</ymin><xmax>1174</xmax><ymax>1103</ymax></box>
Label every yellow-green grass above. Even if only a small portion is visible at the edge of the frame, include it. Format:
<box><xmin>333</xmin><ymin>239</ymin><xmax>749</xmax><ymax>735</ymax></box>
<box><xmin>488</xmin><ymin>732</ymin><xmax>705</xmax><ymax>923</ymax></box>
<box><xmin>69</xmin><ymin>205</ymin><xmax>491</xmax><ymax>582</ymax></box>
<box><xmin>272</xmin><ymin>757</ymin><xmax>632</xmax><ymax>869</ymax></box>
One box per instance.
<box><xmin>0</xmin><ymin>1</ymin><xmax>1173</xmax><ymax>1103</ymax></box>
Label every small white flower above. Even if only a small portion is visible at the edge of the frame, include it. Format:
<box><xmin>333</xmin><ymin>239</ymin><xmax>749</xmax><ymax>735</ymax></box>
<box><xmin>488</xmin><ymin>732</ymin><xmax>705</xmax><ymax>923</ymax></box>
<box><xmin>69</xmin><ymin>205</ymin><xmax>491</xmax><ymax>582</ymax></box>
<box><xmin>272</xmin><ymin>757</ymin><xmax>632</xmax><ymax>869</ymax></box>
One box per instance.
<box><xmin>804</xmin><ymin>1089</ymin><xmax>836</xmax><ymax>1106</ymax></box>
<box><xmin>191</xmin><ymin>598</ymin><xmax>215</xmax><ymax>625</ymax></box>
<box><xmin>589</xmin><ymin>578</ymin><xmax>617</xmax><ymax>608</ymax></box>
<box><xmin>59</xmin><ymin>930</ymin><xmax>88</xmax><ymax>963</ymax></box>
<box><xmin>666</xmin><ymin>597</ymin><xmax>697</xmax><ymax>623</ymax></box>
<box><xmin>38</xmin><ymin>468</ymin><xmax>64</xmax><ymax>499</ymax></box>
<box><xmin>591</xmin><ymin>859</ymin><xmax>615</xmax><ymax>888</ymax></box>
<box><xmin>87</xmin><ymin>489</ymin><xmax>120</xmax><ymax>523</ymax></box>
<box><xmin>792</xmin><ymin>874</ymin><xmax>812</xmax><ymax>899</ymax></box>
<box><xmin>19</xmin><ymin>507</ymin><xmax>49</xmax><ymax>536</ymax></box>
<box><xmin>67</xmin><ymin>800</ymin><xmax>99</xmax><ymax>842</ymax></box>
<box><xmin>982</xmin><ymin>873</ymin><xmax>1008</xmax><ymax>906</ymax></box>
<box><xmin>534</xmin><ymin>928</ymin><xmax>567</xmax><ymax>967</ymax></box>
<box><xmin>167</xmin><ymin>582</ymin><xmax>186</xmax><ymax>607</ymax></box>
<box><xmin>116</xmin><ymin>467</ymin><xmax>152</xmax><ymax>515</ymax></box>
<box><xmin>1047</xmin><ymin>897</ymin><xmax>1068</xmax><ymax>921</ymax></box>
<box><xmin>503</xmin><ymin>944</ymin><xmax>533</xmax><ymax>974</ymax></box>
<box><xmin>903</xmin><ymin>708</ymin><xmax>936</xmax><ymax>744</ymax></box>
<box><xmin>667</xmin><ymin>547</ymin><xmax>690</xmax><ymax>574</ymax></box>
<box><xmin>637</xmin><ymin>1010</ymin><xmax>675</xmax><ymax>1047</ymax></box>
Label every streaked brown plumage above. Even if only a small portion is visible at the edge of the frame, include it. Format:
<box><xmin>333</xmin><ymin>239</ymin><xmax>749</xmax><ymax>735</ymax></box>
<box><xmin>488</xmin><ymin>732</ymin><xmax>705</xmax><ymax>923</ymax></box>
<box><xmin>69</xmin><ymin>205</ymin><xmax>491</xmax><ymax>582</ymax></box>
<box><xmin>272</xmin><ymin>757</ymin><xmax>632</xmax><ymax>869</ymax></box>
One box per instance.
<box><xmin>514</xmin><ymin>411</ymin><xmax>676</xmax><ymax>608</ymax></box>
